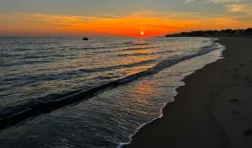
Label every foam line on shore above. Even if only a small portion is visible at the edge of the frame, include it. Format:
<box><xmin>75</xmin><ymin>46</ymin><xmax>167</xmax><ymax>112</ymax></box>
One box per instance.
<box><xmin>118</xmin><ymin>39</ymin><xmax>225</xmax><ymax>148</ymax></box>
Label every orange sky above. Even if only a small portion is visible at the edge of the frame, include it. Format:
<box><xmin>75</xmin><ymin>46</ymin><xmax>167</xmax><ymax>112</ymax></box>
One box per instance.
<box><xmin>1</xmin><ymin>0</ymin><xmax>252</xmax><ymax>37</ymax></box>
<box><xmin>1</xmin><ymin>0</ymin><xmax>252</xmax><ymax>38</ymax></box>
<box><xmin>1</xmin><ymin>12</ymin><xmax>252</xmax><ymax>37</ymax></box>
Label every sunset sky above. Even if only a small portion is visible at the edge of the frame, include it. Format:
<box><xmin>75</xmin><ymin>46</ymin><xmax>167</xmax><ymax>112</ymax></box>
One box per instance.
<box><xmin>1</xmin><ymin>0</ymin><xmax>252</xmax><ymax>37</ymax></box>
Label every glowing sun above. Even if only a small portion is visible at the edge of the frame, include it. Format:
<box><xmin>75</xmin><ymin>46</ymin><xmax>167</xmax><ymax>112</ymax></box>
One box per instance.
<box><xmin>140</xmin><ymin>31</ymin><xmax>145</xmax><ymax>36</ymax></box>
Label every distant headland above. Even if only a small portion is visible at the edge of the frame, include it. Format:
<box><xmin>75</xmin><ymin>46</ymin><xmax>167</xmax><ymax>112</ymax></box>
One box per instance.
<box><xmin>165</xmin><ymin>28</ymin><xmax>252</xmax><ymax>37</ymax></box>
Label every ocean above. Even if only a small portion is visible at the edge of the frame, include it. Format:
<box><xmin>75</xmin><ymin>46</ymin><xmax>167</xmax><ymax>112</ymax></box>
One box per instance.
<box><xmin>0</xmin><ymin>37</ymin><xmax>224</xmax><ymax>148</ymax></box>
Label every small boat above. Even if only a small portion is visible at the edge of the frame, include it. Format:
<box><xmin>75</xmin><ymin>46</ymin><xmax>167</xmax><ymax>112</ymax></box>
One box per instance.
<box><xmin>82</xmin><ymin>37</ymin><xmax>89</xmax><ymax>41</ymax></box>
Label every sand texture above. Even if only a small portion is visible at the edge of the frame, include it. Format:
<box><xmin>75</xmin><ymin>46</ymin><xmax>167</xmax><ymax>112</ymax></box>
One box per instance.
<box><xmin>125</xmin><ymin>37</ymin><xmax>252</xmax><ymax>148</ymax></box>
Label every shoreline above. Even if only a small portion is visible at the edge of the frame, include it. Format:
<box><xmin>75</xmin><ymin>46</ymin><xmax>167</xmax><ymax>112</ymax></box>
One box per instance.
<box><xmin>119</xmin><ymin>37</ymin><xmax>224</xmax><ymax>148</ymax></box>
<box><xmin>125</xmin><ymin>37</ymin><xmax>252</xmax><ymax>148</ymax></box>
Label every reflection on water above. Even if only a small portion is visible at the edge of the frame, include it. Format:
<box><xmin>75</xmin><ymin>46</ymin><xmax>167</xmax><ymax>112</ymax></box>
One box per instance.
<box><xmin>0</xmin><ymin>46</ymin><xmax>224</xmax><ymax>148</ymax></box>
<box><xmin>0</xmin><ymin>37</ymin><xmax>224</xmax><ymax>148</ymax></box>
<box><xmin>128</xmin><ymin>80</ymin><xmax>156</xmax><ymax>108</ymax></box>
<box><xmin>133</xmin><ymin>80</ymin><xmax>155</xmax><ymax>96</ymax></box>
<box><xmin>1</xmin><ymin>37</ymin><xmax>213</xmax><ymax>106</ymax></box>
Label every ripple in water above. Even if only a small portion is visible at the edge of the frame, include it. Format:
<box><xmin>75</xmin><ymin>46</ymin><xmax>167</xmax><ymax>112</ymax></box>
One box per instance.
<box><xmin>0</xmin><ymin>37</ymin><xmax>224</xmax><ymax>147</ymax></box>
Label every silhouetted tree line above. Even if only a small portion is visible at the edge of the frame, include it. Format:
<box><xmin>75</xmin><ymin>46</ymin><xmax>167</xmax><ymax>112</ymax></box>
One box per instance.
<box><xmin>166</xmin><ymin>28</ymin><xmax>252</xmax><ymax>37</ymax></box>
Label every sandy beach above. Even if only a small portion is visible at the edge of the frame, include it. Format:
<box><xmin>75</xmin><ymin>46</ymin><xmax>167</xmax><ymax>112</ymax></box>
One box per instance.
<box><xmin>125</xmin><ymin>37</ymin><xmax>252</xmax><ymax>148</ymax></box>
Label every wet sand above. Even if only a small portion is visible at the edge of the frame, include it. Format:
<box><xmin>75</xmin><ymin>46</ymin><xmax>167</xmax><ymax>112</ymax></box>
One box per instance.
<box><xmin>125</xmin><ymin>37</ymin><xmax>252</xmax><ymax>148</ymax></box>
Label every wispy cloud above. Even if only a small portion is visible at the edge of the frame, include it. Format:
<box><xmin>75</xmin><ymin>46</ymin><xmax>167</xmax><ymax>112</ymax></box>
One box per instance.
<box><xmin>184</xmin><ymin>0</ymin><xmax>244</xmax><ymax>4</ymax></box>
<box><xmin>210</xmin><ymin>0</ymin><xmax>244</xmax><ymax>3</ymax></box>
<box><xmin>225</xmin><ymin>3</ymin><xmax>252</xmax><ymax>15</ymax></box>
<box><xmin>184</xmin><ymin>0</ymin><xmax>195</xmax><ymax>4</ymax></box>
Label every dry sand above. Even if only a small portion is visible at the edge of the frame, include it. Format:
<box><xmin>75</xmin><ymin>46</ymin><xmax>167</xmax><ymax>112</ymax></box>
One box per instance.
<box><xmin>125</xmin><ymin>37</ymin><xmax>252</xmax><ymax>148</ymax></box>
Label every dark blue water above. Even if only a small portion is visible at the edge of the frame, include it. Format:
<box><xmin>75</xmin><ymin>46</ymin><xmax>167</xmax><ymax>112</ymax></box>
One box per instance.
<box><xmin>0</xmin><ymin>37</ymin><xmax>224</xmax><ymax>147</ymax></box>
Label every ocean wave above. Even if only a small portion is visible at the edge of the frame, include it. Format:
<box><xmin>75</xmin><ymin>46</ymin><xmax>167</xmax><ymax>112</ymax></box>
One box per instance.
<box><xmin>116</xmin><ymin>50</ymin><xmax>174</xmax><ymax>57</ymax></box>
<box><xmin>13</xmin><ymin>48</ymin><xmax>31</xmax><ymax>51</ymax></box>
<box><xmin>121</xmin><ymin>41</ymin><xmax>150</xmax><ymax>46</ymax></box>
<box><xmin>1</xmin><ymin>60</ymin><xmax>52</xmax><ymax>67</ymax></box>
<box><xmin>78</xmin><ymin>59</ymin><xmax>156</xmax><ymax>73</ymax></box>
<box><xmin>121</xmin><ymin>47</ymin><xmax>153</xmax><ymax>51</ymax></box>
<box><xmin>0</xmin><ymin>41</ymin><xmax>221</xmax><ymax>130</ymax></box>
<box><xmin>69</xmin><ymin>46</ymin><xmax>109</xmax><ymax>50</ymax></box>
